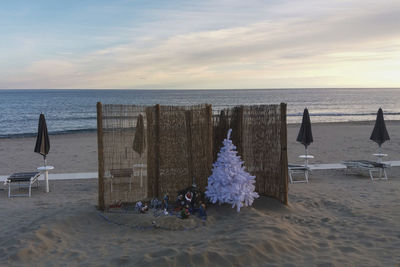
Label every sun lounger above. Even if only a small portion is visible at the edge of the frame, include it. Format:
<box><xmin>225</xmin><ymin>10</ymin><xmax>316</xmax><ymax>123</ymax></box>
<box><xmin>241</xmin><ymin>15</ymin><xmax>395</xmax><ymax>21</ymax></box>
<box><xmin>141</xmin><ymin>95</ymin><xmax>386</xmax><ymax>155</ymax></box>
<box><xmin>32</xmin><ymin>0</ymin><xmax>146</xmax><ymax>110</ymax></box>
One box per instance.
<box><xmin>342</xmin><ymin>160</ymin><xmax>390</xmax><ymax>180</ymax></box>
<box><xmin>288</xmin><ymin>164</ymin><xmax>310</xmax><ymax>183</ymax></box>
<box><xmin>110</xmin><ymin>168</ymin><xmax>134</xmax><ymax>192</ymax></box>
<box><xmin>5</xmin><ymin>172</ymin><xmax>41</xmax><ymax>197</ymax></box>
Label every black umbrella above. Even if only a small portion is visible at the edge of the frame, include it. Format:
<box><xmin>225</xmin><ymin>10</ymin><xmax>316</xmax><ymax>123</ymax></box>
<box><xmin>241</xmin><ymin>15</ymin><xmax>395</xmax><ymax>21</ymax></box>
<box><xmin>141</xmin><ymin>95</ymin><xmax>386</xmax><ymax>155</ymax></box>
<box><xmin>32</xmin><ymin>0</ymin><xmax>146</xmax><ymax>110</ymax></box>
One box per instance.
<box><xmin>132</xmin><ymin>114</ymin><xmax>146</xmax><ymax>188</ymax></box>
<box><xmin>215</xmin><ymin>110</ymin><xmax>230</xmax><ymax>158</ymax></box>
<box><xmin>34</xmin><ymin>114</ymin><xmax>50</xmax><ymax>166</ymax></box>
<box><xmin>218</xmin><ymin>110</ymin><xmax>229</xmax><ymax>134</ymax></box>
<box><xmin>132</xmin><ymin>114</ymin><xmax>146</xmax><ymax>157</ymax></box>
<box><xmin>296</xmin><ymin>108</ymin><xmax>313</xmax><ymax>156</ymax></box>
<box><xmin>370</xmin><ymin>108</ymin><xmax>390</xmax><ymax>153</ymax></box>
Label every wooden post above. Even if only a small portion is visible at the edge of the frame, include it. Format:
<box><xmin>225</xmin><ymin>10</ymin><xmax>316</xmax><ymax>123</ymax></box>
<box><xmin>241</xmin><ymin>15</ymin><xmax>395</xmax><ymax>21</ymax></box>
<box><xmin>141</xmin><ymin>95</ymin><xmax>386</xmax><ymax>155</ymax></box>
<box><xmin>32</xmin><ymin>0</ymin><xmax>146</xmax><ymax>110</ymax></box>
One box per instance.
<box><xmin>97</xmin><ymin>102</ymin><xmax>105</xmax><ymax>210</ymax></box>
<box><xmin>280</xmin><ymin>103</ymin><xmax>289</xmax><ymax>205</ymax></box>
<box><xmin>206</xmin><ymin>104</ymin><xmax>214</xmax><ymax>187</ymax></box>
<box><xmin>154</xmin><ymin>104</ymin><xmax>161</xmax><ymax>198</ymax></box>
<box><xmin>206</xmin><ymin>104</ymin><xmax>213</xmax><ymax>160</ymax></box>
<box><xmin>145</xmin><ymin>106</ymin><xmax>154</xmax><ymax>198</ymax></box>
<box><xmin>238</xmin><ymin>105</ymin><xmax>244</xmax><ymax>157</ymax></box>
<box><xmin>185</xmin><ymin>110</ymin><xmax>194</xmax><ymax>186</ymax></box>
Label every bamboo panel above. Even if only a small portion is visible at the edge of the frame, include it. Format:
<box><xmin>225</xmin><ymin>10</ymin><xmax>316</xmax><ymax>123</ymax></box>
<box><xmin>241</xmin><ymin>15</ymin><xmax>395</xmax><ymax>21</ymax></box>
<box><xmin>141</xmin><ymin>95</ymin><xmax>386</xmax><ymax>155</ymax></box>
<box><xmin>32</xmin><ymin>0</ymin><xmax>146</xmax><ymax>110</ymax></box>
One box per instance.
<box><xmin>187</xmin><ymin>104</ymin><xmax>213</xmax><ymax>193</ymax></box>
<box><xmin>155</xmin><ymin>104</ymin><xmax>213</xmax><ymax>199</ymax></box>
<box><xmin>241</xmin><ymin>105</ymin><xmax>283</xmax><ymax>202</ymax></box>
<box><xmin>158</xmin><ymin>105</ymin><xmax>190</xmax><ymax>198</ymax></box>
<box><xmin>145</xmin><ymin>105</ymin><xmax>159</xmax><ymax>198</ymax></box>
<box><xmin>101</xmin><ymin>104</ymin><xmax>148</xmax><ymax>209</ymax></box>
<box><xmin>213</xmin><ymin>104</ymin><xmax>288</xmax><ymax>204</ymax></box>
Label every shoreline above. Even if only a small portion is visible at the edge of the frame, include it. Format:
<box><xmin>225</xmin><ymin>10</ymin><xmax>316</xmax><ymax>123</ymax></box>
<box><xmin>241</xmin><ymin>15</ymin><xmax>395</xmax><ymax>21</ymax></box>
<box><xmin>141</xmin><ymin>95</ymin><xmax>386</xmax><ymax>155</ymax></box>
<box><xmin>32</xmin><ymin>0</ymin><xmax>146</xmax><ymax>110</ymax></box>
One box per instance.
<box><xmin>0</xmin><ymin>129</ymin><xmax>98</xmax><ymax>139</ymax></box>
<box><xmin>1</xmin><ymin>120</ymin><xmax>400</xmax><ymax>140</ymax></box>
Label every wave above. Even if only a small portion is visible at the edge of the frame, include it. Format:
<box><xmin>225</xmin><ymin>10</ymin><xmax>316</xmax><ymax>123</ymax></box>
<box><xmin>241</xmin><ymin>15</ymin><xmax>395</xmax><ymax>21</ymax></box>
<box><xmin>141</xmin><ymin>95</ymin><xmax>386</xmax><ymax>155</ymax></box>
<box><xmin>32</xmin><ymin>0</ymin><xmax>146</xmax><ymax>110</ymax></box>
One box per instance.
<box><xmin>287</xmin><ymin>112</ymin><xmax>400</xmax><ymax>117</ymax></box>
<box><xmin>0</xmin><ymin>117</ymin><xmax>98</xmax><ymax>126</ymax></box>
<box><xmin>2</xmin><ymin>111</ymin><xmax>400</xmax><ymax>138</ymax></box>
<box><xmin>50</xmin><ymin>116</ymin><xmax>97</xmax><ymax>121</ymax></box>
<box><xmin>0</xmin><ymin>128</ymin><xmax>97</xmax><ymax>139</ymax></box>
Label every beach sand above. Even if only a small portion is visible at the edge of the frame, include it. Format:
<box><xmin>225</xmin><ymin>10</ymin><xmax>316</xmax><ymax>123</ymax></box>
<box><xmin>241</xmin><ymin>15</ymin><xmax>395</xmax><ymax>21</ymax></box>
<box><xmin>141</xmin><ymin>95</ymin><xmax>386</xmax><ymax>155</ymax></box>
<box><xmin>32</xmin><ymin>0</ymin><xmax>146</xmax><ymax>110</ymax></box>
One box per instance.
<box><xmin>0</xmin><ymin>131</ymin><xmax>98</xmax><ymax>174</ymax></box>
<box><xmin>1</xmin><ymin>121</ymin><xmax>400</xmax><ymax>266</ymax></box>
<box><xmin>2</xmin><ymin>121</ymin><xmax>400</xmax><ymax>175</ymax></box>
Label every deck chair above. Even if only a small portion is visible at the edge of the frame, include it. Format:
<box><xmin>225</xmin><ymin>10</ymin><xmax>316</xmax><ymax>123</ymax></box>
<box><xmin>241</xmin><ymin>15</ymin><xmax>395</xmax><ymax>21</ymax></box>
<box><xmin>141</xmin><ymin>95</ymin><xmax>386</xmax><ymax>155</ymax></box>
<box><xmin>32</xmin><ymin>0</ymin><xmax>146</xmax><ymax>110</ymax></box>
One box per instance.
<box><xmin>288</xmin><ymin>164</ymin><xmax>311</xmax><ymax>183</ymax></box>
<box><xmin>5</xmin><ymin>172</ymin><xmax>41</xmax><ymax>197</ymax></box>
<box><xmin>110</xmin><ymin>168</ymin><xmax>134</xmax><ymax>192</ymax></box>
<box><xmin>342</xmin><ymin>160</ymin><xmax>390</xmax><ymax>180</ymax></box>
<box><xmin>289</xmin><ymin>154</ymin><xmax>314</xmax><ymax>184</ymax></box>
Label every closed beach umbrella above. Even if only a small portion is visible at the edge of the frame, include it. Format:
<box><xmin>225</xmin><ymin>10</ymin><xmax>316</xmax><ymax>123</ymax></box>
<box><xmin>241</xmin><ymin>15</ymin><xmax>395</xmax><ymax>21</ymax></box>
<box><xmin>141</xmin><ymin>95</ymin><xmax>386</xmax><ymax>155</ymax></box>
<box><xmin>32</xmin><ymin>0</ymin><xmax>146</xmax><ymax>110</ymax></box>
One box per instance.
<box><xmin>218</xmin><ymin>110</ymin><xmax>229</xmax><ymax>134</ymax></box>
<box><xmin>296</xmin><ymin>108</ymin><xmax>313</xmax><ymax>155</ymax></box>
<box><xmin>132</xmin><ymin>114</ymin><xmax>146</xmax><ymax>157</ymax></box>
<box><xmin>132</xmin><ymin>114</ymin><xmax>146</xmax><ymax>187</ymax></box>
<box><xmin>370</xmin><ymin>108</ymin><xmax>390</xmax><ymax>151</ymax></box>
<box><xmin>215</xmin><ymin>110</ymin><xmax>229</xmax><ymax>155</ymax></box>
<box><xmin>34</xmin><ymin>113</ymin><xmax>50</xmax><ymax>165</ymax></box>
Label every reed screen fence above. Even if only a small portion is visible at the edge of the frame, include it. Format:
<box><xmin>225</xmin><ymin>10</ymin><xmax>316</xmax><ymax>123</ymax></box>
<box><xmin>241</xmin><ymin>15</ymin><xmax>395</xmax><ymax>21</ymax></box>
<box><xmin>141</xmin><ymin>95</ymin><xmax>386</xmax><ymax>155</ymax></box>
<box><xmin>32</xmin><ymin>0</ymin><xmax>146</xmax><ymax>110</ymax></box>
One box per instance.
<box><xmin>97</xmin><ymin>103</ymin><xmax>288</xmax><ymax>210</ymax></box>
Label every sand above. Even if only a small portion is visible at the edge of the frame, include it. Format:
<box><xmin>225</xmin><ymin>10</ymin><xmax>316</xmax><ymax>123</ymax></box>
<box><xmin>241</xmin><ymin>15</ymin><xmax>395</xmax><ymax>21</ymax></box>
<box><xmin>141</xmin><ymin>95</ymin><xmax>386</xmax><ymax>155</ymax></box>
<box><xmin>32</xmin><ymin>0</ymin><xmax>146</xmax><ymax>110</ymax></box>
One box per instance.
<box><xmin>1</xmin><ymin>121</ymin><xmax>400</xmax><ymax>266</ymax></box>
<box><xmin>2</xmin><ymin>121</ymin><xmax>400</xmax><ymax>175</ymax></box>
<box><xmin>0</xmin><ymin>131</ymin><xmax>97</xmax><ymax>174</ymax></box>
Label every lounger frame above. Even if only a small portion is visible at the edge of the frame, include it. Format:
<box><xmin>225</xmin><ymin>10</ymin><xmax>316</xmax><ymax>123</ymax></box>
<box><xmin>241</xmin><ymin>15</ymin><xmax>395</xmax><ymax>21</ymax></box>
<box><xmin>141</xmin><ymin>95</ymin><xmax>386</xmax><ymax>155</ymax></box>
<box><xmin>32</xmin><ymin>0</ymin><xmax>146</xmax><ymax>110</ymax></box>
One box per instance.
<box><xmin>342</xmin><ymin>160</ymin><xmax>389</xmax><ymax>180</ymax></box>
<box><xmin>6</xmin><ymin>172</ymin><xmax>41</xmax><ymax>197</ymax></box>
<box><xmin>288</xmin><ymin>164</ymin><xmax>310</xmax><ymax>183</ymax></box>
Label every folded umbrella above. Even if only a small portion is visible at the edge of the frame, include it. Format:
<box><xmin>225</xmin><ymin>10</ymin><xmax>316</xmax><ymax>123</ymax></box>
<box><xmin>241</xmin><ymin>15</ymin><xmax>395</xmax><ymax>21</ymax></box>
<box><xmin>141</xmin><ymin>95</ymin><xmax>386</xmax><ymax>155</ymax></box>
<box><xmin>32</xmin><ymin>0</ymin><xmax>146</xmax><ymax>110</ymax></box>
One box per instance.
<box><xmin>132</xmin><ymin>114</ymin><xmax>146</xmax><ymax>187</ymax></box>
<box><xmin>132</xmin><ymin>114</ymin><xmax>146</xmax><ymax>157</ymax></box>
<box><xmin>370</xmin><ymin>108</ymin><xmax>390</xmax><ymax>153</ymax></box>
<box><xmin>34</xmin><ymin>113</ymin><xmax>50</xmax><ymax>166</ymax></box>
<box><xmin>296</xmin><ymin>108</ymin><xmax>313</xmax><ymax>156</ymax></box>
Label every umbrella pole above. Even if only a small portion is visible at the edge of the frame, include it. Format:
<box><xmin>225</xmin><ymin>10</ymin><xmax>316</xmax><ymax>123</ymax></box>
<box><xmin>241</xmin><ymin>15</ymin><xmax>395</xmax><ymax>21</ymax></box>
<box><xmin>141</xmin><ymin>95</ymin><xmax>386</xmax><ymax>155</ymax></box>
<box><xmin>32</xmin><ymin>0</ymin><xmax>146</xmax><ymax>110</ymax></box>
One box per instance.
<box><xmin>305</xmin><ymin>147</ymin><xmax>308</xmax><ymax>167</ymax></box>
<box><xmin>377</xmin><ymin>145</ymin><xmax>383</xmax><ymax>165</ymax></box>
<box><xmin>377</xmin><ymin>145</ymin><xmax>383</xmax><ymax>177</ymax></box>
<box><xmin>43</xmin><ymin>156</ymin><xmax>49</xmax><ymax>193</ymax></box>
<box><xmin>140</xmin><ymin>156</ymin><xmax>143</xmax><ymax>188</ymax></box>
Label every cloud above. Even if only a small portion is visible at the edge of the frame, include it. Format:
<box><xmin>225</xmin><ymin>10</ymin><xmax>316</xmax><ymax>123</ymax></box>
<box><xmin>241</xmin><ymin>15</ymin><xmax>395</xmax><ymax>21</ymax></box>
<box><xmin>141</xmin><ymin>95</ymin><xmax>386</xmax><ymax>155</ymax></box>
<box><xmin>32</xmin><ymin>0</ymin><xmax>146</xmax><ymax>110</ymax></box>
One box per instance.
<box><xmin>1</xmin><ymin>0</ymin><xmax>400</xmax><ymax>89</ymax></box>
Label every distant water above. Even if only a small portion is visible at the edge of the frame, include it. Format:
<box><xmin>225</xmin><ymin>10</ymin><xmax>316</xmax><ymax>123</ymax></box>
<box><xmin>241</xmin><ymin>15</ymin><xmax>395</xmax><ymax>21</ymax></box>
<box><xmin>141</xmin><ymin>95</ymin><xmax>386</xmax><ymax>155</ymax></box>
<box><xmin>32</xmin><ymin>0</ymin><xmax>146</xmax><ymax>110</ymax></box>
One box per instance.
<box><xmin>1</xmin><ymin>88</ymin><xmax>400</xmax><ymax>137</ymax></box>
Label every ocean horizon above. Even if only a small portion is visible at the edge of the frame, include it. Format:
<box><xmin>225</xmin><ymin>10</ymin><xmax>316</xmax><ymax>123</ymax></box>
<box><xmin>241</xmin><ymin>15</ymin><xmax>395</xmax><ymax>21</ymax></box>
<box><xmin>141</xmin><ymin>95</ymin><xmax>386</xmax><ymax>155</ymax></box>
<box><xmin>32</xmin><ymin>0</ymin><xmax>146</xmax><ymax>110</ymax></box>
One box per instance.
<box><xmin>1</xmin><ymin>88</ymin><xmax>400</xmax><ymax>138</ymax></box>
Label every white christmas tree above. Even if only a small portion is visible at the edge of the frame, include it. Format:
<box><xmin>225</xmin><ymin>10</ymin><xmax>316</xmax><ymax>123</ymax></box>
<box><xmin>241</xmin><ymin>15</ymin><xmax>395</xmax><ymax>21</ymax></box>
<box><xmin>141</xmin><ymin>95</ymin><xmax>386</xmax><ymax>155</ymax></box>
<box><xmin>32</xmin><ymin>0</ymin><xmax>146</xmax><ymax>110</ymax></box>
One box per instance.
<box><xmin>205</xmin><ymin>129</ymin><xmax>259</xmax><ymax>212</ymax></box>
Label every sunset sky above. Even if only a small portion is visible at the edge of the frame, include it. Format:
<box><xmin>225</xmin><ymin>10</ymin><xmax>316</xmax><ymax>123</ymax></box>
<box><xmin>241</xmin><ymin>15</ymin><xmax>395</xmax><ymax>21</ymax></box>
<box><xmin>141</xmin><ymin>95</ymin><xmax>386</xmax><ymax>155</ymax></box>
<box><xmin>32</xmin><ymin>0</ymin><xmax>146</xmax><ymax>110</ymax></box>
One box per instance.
<box><xmin>1</xmin><ymin>0</ymin><xmax>400</xmax><ymax>89</ymax></box>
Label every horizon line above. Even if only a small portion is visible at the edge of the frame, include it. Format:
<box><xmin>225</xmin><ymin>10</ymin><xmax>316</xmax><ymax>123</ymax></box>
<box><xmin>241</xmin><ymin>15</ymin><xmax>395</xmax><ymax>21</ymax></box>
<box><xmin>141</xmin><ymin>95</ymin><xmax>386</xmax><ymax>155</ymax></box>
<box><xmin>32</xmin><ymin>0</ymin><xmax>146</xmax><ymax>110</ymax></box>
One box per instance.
<box><xmin>1</xmin><ymin>87</ymin><xmax>400</xmax><ymax>91</ymax></box>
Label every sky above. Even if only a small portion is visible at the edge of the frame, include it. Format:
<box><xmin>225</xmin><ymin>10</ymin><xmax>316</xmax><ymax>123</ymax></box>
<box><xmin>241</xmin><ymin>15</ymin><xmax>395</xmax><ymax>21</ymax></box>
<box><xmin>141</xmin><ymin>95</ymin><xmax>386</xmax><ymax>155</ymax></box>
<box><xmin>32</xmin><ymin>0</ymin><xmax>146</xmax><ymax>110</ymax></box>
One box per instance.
<box><xmin>1</xmin><ymin>0</ymin><xmax>400</xmax><ymax>89</ymax></box>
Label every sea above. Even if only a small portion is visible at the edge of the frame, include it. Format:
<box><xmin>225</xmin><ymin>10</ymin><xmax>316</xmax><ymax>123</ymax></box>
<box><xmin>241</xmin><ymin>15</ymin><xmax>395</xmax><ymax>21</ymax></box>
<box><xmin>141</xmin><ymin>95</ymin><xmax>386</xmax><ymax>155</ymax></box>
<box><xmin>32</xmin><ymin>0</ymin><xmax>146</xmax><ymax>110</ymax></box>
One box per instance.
<box><xmin>1</xmin><ymin>88</ymin><xmax>400</xmax><ymax>138</ymax></box>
